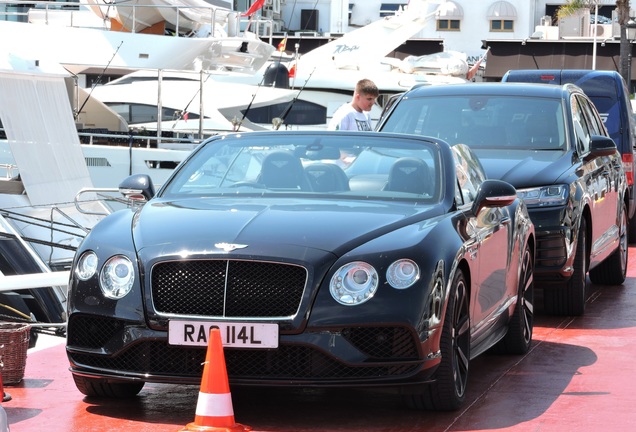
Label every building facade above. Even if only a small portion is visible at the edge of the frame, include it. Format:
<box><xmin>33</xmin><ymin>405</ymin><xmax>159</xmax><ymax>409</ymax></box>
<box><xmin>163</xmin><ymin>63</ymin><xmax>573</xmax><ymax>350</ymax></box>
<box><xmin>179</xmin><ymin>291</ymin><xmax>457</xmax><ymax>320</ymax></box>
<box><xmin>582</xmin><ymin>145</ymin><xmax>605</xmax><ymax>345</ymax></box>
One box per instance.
<box><xmin>249</xmin><ymin>0</ymin><xmax>624</xmax><ymax>64</ymax></box>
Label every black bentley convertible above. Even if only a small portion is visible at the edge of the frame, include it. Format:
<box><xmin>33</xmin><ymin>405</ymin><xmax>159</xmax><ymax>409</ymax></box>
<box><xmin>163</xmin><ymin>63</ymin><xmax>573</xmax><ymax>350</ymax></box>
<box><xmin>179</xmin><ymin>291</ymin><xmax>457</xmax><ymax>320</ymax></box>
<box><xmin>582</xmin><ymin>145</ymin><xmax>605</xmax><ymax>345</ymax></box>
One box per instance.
<box><xmin>66</xmin><ymin>131</ymin><xmax>534</xmax><ymax>411</ymax></box>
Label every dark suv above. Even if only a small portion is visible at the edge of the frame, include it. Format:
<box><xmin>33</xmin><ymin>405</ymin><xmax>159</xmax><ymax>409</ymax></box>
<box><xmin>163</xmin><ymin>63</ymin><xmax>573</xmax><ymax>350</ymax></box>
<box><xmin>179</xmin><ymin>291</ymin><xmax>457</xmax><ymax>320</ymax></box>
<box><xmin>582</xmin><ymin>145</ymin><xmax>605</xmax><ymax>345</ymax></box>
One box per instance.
<box><xmin>377</xmin><ymin>82</ymin><xmax>628</xmax><ymax>316</ymax></box>
<box><xmin>502</xmin><ymin>69</ymin><xmax>636</xmax><ymax>242</ymax></box>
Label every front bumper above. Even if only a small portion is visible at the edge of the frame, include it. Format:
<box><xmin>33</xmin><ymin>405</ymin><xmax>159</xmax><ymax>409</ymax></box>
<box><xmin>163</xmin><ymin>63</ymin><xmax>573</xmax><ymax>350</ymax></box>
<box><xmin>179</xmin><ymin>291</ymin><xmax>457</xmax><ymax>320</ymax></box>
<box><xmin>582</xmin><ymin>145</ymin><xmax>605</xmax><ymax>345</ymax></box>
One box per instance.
<box><xmin>66</xmin><ymin>314</ymin><xmax>441</xmax><ymax>387</ymax></box>
<box><xmin>527</xmin><ymin>205</ymin><xmax>576</xmax><ymax>281</ymax></box>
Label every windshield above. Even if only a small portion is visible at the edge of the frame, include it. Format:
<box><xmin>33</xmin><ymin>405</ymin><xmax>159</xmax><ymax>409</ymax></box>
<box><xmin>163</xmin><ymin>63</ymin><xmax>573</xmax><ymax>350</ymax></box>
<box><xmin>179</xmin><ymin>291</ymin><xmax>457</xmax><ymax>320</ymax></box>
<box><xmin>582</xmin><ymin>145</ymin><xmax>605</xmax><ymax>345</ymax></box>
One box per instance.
<box><xmin>381</xmin><ymin>95</ymin><xmax>567</xmax><ymax>151</ymax></box>
<box><xmin>160</xmin><ymin>134</ymin><xmax>442</xmax><ymax>203</ymax></box>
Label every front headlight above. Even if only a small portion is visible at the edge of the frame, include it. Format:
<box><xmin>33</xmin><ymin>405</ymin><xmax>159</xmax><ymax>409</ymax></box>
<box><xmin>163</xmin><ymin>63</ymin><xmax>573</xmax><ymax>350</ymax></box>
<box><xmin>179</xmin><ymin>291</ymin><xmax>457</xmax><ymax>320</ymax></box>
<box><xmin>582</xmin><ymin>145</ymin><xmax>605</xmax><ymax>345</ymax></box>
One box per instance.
<box><xmin>99</xmin><ymin>255</ymin><xmax>135</xmax><ymax>299</ymax></box>
<box><xmin>387</xmin><ymin>259</ymin><xmax>420</xmax><ymax>289</ymax></box>
<box><xmin>517</xmin><ymin>184</ymin><xmax>568</xmax><ymax>207</ymax></box>
<box><xmin>330</xmin><ymin>262</ymin><xmax>379</xmax><ymax>306</ymax></box>
<box><xmin>75</xmin><ymin>251</ymin><xmax>98</xmax><ymax>281</ymax></box>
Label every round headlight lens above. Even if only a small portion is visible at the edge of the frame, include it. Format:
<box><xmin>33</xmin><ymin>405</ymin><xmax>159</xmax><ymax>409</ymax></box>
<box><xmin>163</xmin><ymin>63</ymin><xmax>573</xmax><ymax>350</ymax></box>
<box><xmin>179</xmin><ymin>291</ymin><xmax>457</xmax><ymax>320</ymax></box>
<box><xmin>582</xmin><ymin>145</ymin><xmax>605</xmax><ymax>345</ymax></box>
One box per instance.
<box><xmin>99</xmin><ymin>255</ymin><xmax>135</xmax><ymax>299</ymax></box>
<box><xmin>387</xmin><ymin>259</ymin><xmax>420</xmax><ymax>289</ymax></box>
<box><xmin>75</xmin><ymin>251</ymin><xmax>98</xmax><ymax>281</ymax></box>
<box><xmin>330</xmin><ymin>262</ymin><xmax>378</xmax><ymax>306</ymax></box>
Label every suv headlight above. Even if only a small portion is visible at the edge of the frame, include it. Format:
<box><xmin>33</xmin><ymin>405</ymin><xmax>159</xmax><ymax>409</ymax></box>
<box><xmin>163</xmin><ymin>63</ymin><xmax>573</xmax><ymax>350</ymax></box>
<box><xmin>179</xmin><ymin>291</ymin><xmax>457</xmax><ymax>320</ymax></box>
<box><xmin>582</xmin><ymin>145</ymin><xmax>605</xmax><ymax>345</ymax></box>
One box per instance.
<box><xmin>99</xmin><ymin>255</ymin><xmax>135</xmax><ymax>299</ymax></box>
<box><xmin>517</xmin><ymin>184</ymin><xmax>568</xmax><ymax>207</ymax></box>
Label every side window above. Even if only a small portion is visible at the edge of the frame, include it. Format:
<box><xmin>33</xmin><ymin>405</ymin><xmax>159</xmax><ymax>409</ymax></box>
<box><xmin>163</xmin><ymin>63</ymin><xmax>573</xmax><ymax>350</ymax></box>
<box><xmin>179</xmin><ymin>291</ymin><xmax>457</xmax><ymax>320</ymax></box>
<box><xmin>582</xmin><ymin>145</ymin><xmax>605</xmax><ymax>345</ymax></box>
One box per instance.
<box><xmin>452</xmin><ymin>144</ymin><xmax>485</xmax><ymax>205</ymax></box>
<box><xmin>455</xmin><ymin>177</ymin><xmax>465</xmax><ymax>206</ymax></box>
<box><xmin>571</xmin><ymin>95</ymin><xmax>592</xmax><ymax>154</ymax></box>
<box><xmin>578</xmin><ymin>96</ymin><xmax>606</xmax><ymax>136</ymax></box>
<box><xmin>380</xmin><ymin>99</ymin><xmax>429</xmax><ymax>135</ymax></box>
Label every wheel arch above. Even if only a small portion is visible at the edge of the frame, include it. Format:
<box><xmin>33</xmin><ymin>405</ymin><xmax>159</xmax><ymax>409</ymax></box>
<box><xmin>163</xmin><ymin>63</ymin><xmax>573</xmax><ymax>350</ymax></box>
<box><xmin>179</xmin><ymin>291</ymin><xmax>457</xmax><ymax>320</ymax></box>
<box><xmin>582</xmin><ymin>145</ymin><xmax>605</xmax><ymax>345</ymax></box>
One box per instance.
<box><xmin>438</xmin><ymin>257</ymin><xmax>471</xmax><ymax>330</ymax></box>
<box><xmin>454</xmin><ymin>258</ymin><xmax>472</xmax><ymax>305</ymax></box>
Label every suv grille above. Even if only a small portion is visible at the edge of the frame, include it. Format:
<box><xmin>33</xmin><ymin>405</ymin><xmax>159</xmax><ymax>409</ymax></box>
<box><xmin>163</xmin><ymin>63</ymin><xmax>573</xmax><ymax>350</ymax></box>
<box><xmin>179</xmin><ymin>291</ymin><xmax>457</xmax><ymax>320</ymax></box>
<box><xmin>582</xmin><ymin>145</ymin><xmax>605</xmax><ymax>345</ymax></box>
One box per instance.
<box><xmin>535</xmin><ymin>232</ymin><xmax>567</xmax><ymax>268</ymax></box>
<box><xmin>151</xmin><ymin>260</ymin><xmax>307</xmax><ymax>318</ymax></box>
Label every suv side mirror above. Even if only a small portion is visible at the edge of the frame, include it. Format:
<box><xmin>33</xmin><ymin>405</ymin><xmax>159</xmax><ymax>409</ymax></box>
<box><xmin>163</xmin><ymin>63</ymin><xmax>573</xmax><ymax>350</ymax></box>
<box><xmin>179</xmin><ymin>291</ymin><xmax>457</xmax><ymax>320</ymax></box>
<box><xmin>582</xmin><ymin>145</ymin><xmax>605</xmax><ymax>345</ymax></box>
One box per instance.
<box><xmin>471</xmin><ymin>179</ymin><xmax>517</xmax><ymax>215</ymax></box>
<box><xmin>585</xmin><ymin>135</ymin><xmax>618</xmax><ymax>161</ymax></box>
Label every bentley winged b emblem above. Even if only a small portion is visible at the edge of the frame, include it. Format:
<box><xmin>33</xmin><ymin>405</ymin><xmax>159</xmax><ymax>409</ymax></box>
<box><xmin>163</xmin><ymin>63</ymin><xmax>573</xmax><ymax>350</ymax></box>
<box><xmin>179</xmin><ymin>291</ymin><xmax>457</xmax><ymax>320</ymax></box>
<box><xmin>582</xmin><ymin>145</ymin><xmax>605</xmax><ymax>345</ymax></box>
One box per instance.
<box><xmin>215</xmin><ymin>242</ymin><xmax>248</xmax><ymax>252</ymax></box>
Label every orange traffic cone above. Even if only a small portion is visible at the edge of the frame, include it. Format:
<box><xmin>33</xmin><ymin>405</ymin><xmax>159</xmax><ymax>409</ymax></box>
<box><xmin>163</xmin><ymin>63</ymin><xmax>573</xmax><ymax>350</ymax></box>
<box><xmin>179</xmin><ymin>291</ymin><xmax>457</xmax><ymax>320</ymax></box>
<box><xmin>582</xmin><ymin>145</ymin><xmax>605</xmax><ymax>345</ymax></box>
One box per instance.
<box><xmin>179</xmin><ymin>328</ymin><xmax>251</xmax><ymax>432</ymax></box>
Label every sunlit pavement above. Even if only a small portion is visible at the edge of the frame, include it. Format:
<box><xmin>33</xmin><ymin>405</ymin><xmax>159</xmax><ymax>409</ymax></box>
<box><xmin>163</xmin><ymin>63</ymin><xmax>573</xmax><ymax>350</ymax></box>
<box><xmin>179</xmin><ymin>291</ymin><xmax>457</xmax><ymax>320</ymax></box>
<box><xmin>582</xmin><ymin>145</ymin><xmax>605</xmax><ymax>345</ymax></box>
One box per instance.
<box><xmin>4</xmin><ymin>247</ymin><xmax>636</xmax><ymax>432</ymax></box>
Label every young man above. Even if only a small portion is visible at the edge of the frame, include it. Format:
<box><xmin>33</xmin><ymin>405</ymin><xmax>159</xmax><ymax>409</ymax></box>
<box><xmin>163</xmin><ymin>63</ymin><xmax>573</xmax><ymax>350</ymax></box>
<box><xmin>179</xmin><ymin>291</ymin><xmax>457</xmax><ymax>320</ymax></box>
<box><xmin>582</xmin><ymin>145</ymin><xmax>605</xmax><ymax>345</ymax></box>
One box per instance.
<box><xmin>328</xmin><ymin>78</ymin><xmax>379</xmax><ymax>131</ymax></box>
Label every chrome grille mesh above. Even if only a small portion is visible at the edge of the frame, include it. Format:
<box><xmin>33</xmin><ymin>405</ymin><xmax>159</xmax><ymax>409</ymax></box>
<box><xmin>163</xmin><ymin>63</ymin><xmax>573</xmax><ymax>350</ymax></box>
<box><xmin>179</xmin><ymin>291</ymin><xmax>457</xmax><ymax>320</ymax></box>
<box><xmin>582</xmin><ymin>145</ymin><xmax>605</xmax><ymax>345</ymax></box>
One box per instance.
<box><xmin>151</xmin><ymin>260</ymin><xmax>307</xmax><ymax>318</ymax></box>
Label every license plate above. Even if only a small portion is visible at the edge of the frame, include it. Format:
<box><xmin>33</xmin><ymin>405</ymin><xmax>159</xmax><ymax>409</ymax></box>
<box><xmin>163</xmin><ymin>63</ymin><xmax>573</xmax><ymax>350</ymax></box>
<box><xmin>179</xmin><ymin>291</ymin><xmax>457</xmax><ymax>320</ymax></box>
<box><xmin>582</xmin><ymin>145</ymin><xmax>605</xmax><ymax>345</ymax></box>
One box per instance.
<box><xmin>168</xmin><ymin>320</ymin><xmax>278</xmax><ymax>348</ymax></box>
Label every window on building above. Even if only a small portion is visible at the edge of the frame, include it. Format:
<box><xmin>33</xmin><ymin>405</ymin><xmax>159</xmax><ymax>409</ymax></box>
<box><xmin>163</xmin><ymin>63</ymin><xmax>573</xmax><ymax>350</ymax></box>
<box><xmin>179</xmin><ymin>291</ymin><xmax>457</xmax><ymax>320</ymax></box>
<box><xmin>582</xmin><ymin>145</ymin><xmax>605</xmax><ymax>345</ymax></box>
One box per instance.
<box><xmin>490</xmin><ymin>19</ymin><xmax>514</xmax><ymax>32</ymax></box>
<box><xmin>487</xmin><ymin>1</ymin><xmax>517</xmax><ymax>33</ymax></box>
<box><xmin>435</xmin><ymin>1</ymin><xmax>463</xmax><ymax>31</ymax></box>
<box><xmin>437</xmin><ymin>19</ymin><xmax>461</xmax><ymax>31</ymax></box>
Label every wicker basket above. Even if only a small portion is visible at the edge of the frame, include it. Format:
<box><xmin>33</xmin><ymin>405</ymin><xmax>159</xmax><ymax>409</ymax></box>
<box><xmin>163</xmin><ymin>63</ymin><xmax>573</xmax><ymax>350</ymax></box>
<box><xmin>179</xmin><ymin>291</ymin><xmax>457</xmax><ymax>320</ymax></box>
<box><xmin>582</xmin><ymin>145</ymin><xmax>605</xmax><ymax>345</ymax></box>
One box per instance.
<box><xmin>0</xmin><ymin>323</ymin><xmax>30</xmax><ymax>385</ymax></box>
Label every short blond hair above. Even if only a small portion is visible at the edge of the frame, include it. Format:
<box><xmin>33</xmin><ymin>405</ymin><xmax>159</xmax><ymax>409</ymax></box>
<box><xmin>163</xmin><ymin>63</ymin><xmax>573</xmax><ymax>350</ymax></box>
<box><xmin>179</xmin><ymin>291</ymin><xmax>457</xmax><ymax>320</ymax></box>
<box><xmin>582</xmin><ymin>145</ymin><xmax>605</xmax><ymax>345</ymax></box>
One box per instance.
<box><xmin>356</xmin><ymin>78</ymin><xmax>379</xmax><ymax>97</ymax></box>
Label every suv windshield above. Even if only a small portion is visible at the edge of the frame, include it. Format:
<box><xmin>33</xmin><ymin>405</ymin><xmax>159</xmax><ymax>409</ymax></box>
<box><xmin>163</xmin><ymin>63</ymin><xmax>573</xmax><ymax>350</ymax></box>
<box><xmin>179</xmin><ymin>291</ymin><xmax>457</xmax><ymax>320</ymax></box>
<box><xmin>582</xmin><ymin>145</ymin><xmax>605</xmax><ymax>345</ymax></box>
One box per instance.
<box><xmin>381</xmin><ymin>95</ymin><xmax>567</xmax><ymax>150</ymax></box>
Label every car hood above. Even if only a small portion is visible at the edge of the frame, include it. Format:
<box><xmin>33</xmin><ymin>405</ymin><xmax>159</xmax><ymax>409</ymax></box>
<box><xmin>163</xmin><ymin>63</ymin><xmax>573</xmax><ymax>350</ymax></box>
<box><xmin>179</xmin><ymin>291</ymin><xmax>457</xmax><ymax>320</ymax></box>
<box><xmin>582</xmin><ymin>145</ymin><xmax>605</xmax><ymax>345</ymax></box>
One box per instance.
<box><xmin>131</xmin><ymin>197</ymin><xmax>441</xmax><ymax>258</ymax></box>
<box><xmin>471</xmin><ymin>148</ymin><xmax>571</xmax><ymax>188</ymax></box>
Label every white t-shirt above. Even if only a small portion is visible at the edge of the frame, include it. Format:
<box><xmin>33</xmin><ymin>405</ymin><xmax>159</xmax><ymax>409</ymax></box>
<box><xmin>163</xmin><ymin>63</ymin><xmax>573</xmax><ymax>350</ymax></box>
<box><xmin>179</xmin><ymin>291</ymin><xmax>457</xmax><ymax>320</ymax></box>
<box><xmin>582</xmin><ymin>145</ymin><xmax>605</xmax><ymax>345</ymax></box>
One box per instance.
<box><xmin>328</xmin><ymin>103</ymin><xmax>373</xmax><ymax>131</ymax></box>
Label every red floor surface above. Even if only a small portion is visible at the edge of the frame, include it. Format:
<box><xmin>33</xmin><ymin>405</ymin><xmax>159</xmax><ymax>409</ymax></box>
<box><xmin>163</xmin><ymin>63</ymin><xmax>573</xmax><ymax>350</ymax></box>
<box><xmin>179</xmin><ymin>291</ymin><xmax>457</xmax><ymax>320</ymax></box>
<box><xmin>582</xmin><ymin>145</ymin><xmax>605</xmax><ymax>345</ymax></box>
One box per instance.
<box><xmin>4</xmin><ymin>248</ymin><xmax>636</xmax><ymax>431</ymax></box>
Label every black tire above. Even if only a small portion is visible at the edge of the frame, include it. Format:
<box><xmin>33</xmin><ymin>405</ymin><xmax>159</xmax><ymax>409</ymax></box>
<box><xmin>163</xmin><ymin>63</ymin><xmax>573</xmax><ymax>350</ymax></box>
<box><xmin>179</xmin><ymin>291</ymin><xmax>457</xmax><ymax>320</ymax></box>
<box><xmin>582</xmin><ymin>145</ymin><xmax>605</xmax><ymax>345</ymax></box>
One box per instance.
<box><xmin>404</xmin><ymin>269</ymin><xmax>470</xmax><ymax>411</ymax></box>
<box><xmin>28</xmin><ymin>326</ymin><xmax>38</xmax><ymax>349</ymax></box>
<box><xmin>72</xmin><ymin>375</ymin><xmax>144</xmax><ymax>398</ymax></box>
<box><xmin>628</xmin><ymin>211</ymin><xmax>636</xmax><ymax>244</ymax></box>
<box><xmin>589</xmin><ymin>203</ymin><xmax>628</xmax><ymax>285</ymax></box>
<box><xmin>544</xmin><ymin>218</ymin><xmax>587</xmax><ymax>316</ymax></box>
<box><xmin>494</xmin><ymin>243</ymin><xmax>534</xmax><ymax>354</ymax></box>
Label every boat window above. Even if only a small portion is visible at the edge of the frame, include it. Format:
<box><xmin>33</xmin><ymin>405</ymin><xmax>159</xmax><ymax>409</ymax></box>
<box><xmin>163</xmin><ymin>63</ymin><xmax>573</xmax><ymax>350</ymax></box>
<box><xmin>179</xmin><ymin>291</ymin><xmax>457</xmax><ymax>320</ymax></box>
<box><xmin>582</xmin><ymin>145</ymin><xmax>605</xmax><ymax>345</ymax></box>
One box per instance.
<box><xmin>380</xmin><ymin>4</ymin><xmax>406</xmax><ymax>18</ymax></box>
<box><xmin>106</xmin><ymin>103</ymin><xmax>200</xmax><ymax>124</ymax></box>
<box><xmin>242</xmin><ymin>100</ymin><xmax>327</xmax><ymax>126</ymax></box>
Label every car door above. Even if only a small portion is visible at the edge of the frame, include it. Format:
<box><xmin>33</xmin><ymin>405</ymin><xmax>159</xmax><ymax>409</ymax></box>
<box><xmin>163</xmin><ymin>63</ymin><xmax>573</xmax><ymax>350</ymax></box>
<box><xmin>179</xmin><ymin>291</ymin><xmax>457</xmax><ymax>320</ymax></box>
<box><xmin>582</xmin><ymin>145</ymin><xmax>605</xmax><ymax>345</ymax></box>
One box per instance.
<box><xmin>454</xmin><ymin>146</ymin><xmax>511</xmax><ymax>344</ymax></box>
<box><xmin>571</xmin><ymin>93</ymin><xmax>618</xmax><ymax>250</ymax></box>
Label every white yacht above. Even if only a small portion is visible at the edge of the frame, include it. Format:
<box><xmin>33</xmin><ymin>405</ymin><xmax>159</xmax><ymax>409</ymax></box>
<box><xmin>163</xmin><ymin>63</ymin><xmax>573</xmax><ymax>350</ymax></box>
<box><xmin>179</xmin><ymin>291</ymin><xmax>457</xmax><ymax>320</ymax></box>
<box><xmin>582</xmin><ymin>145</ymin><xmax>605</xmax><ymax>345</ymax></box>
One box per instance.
<box><xmin>1</xmin><ymin>0</ymin><xmax>275</xmax><ymax>76</ymax></box>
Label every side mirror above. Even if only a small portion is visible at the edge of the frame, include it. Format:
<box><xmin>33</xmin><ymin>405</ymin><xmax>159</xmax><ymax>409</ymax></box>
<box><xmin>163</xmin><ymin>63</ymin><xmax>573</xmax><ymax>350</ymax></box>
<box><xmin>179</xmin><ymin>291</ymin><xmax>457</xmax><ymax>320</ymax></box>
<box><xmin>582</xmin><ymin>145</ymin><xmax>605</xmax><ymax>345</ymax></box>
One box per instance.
<box><xmin>585</xmin><ymin>135</ymin><xmax>617</xmax><ymax>161</ymax></box>
<box><xmin>119</xmin><ymin>174</ymin><xmax>155</xmax><ymax>202</ymax></box>
<box><xmin>471</xmin><ymin>179</ymin><xmax>517</xmax><ymax>215</ymax></box>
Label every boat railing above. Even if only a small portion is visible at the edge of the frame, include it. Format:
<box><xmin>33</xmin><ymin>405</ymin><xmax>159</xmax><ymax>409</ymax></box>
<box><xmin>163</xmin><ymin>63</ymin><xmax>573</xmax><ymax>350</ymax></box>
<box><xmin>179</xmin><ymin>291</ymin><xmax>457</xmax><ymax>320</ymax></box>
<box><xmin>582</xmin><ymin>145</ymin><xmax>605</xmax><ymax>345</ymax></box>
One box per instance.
<box><xmin>0</xmin><ymin>0</ymin><xmax>275</xmax><ymax>41</ymax></box>
<box><xmin>0</xmin><ymin>163</ymin><xmax>24</xmax><ymax>195</ymax></box>
<box><xmin>74</xmin><ymin>187</ymin><xmax>129</xmax><ymax>216</ymax></box>
<box><xmin>1</xmin><ymin>126</ymin><xmax>203</xmax><ymax>150</ymax></box>
<box><xmin>0</xmin><ymin>163</ymin><xmax>18</xmax><ymax>179</ymax></box>
<box><xmin>77</xmin><ymin>129</ymin><xmax>204</xmax><ymax>150</ymax></box>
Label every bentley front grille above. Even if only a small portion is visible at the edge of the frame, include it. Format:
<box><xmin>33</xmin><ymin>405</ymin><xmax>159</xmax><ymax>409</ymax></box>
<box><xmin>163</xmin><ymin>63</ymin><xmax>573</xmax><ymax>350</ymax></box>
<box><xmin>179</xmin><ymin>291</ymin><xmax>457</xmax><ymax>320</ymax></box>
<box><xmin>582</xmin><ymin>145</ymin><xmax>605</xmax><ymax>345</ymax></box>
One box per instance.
<box><xmin>151</xmin><ymin>260</ymin><xmax>307</xmax><ymax>318</ymax></box>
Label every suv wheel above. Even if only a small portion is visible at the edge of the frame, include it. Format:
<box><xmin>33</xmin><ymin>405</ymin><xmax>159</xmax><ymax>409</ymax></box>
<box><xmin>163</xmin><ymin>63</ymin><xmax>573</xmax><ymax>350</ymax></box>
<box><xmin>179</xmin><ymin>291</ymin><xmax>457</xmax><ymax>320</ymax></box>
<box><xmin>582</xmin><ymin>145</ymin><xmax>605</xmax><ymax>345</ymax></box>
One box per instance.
<box><xmin>590</xmin><ymin>203</ymin><xmax>628</xmax><ymax>285</ymax></box>
<box><xmin>629</xmin><ymin>212</ymin><xmax>636</xmax><ymax>243</ymax></box>
<box><xmin>493</xmin><ymin>243</ymin><xmax>534</xmax><ymax>354</ymax></box>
